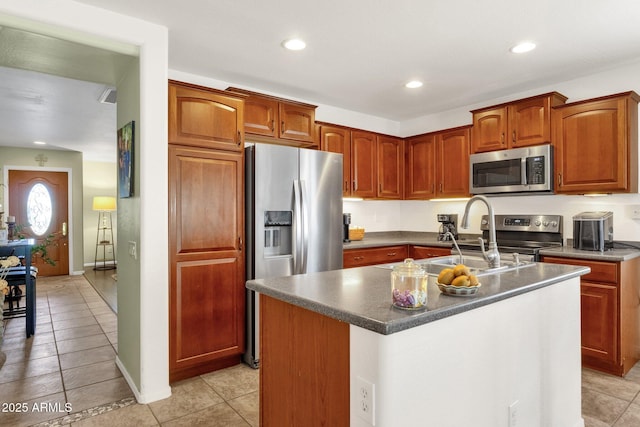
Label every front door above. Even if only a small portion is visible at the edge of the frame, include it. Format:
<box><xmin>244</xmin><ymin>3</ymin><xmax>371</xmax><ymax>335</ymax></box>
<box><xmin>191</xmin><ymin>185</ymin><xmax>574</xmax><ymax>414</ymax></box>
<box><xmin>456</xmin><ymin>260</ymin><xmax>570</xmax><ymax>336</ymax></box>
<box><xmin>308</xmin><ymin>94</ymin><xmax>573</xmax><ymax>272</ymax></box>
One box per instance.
<box><xmin>8</xmin><ymin>170</ymin><xmax>70</xmax><ymax>276</ymax></box>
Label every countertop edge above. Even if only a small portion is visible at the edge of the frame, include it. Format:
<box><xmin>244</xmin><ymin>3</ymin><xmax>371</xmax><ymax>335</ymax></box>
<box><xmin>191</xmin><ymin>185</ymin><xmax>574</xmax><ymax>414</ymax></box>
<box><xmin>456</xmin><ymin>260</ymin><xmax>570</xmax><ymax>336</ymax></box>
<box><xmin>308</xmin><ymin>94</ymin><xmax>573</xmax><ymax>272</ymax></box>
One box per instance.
<box><xmin>246</xmin><ymin>266</ymin><xmax>590</xmax><ymax>335</ymax></box>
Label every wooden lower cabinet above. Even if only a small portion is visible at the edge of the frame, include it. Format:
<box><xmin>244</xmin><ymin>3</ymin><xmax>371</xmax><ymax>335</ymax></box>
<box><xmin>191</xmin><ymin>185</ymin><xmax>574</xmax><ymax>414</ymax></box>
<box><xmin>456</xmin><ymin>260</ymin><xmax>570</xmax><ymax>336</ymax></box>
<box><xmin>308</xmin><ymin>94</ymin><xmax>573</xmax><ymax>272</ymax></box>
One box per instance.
<box><xmin>168</xmin><ymin>145</ymin><xmax>245</xmax><ymax>382</ymax></box>
<box><xmin>409</xmin><ymin>245</ymin><xmax>452</xmax><ymax>259</ymax></box>
<box><xmin>260</xmin><ymin>295</ymin><xmax>349</xmax><ymax>426</ymax></box>
<box><xmin>343</xmin><ymin>245</ymin><xmax>408</xmax><ymax>268</ymax></box>
<box><xmin>541</xmin><ymin>255</ymin><xmax>640</xmax><ymax>376</ymax></box>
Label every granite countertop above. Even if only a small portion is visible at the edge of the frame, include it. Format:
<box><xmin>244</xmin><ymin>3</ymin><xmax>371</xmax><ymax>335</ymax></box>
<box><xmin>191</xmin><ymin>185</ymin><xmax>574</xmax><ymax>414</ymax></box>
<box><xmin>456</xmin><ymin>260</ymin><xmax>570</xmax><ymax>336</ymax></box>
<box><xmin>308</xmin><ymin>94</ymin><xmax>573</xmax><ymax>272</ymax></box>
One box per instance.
<box><xmin>246</xmin><ymin>261</ymin><xmax>589</xmax><ymax>335</ymax></box>
<box><xmin>539</xmin><ymin>242</ymin><xmax>640</xmax><ymax>262</ymax></box>
<box><xmin>344</xmin><ymin>231</ymin><xmax>640</xmax><ymax>262</ymax></box>
<box><xmin>342</xmin><ymin>231</ymin><xmax>483</xmax><ymax>250</ymax></box>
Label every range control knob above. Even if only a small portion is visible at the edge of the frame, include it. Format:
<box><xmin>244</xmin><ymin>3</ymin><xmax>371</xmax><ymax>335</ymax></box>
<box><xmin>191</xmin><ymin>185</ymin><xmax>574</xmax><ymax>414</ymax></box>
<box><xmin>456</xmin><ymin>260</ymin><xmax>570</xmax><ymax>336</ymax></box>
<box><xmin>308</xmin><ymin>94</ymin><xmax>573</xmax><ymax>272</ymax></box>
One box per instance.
<box><xmin>481</xmin><ymin>219</ymin><xmax>488</xmax><ymax>226</ymax></box>
<box><xmin>551</xmin><ymin>221</ymin><xmax>558</xmax><ymax>228</ymax></box>
<box><xmin>534</xmin><ymin>220</ymin><xmax>541</xmax><ymax>227</ymax></box>
<box><xmin>543</xmin><ymin>220</ymin><xmax>550</xmax><ymax>227</ymax></box>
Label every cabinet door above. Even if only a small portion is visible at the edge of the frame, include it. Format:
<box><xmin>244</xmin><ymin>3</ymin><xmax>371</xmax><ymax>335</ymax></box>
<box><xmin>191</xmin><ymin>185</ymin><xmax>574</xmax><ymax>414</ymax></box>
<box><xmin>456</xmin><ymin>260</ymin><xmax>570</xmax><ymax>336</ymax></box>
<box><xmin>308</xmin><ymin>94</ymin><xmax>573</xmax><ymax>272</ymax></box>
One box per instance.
<box><xmin>320</xmin><ymin>125</ymin><xmax>351</xmax><ymax>196</ymax></box>
<box><xmin>377</xmin><ymin>136</ymin><xmax>404</xmax><ymax>199</ymax></box>
<box><xmin>405</xmin><ymin>135</ymin><xmax>437</xmax><ymax>199</ymax></box>
<box><xmin>169</xmin><ymin>82</ymin><xmax>243</xmax><ymax>151</ymax></box>
<box><xmin>244</xmin><ymin>96</ymin><xmax>278</xmax><ymax>138</ymax></box>
<box><xmin>279</xmin><ymin>103</ymin><xmax>316</xmax><ymax>143</ymax></box>
<box><xmin>169</xmin><ymin>146</ymin><xmax>245</xmax><ymax>381</ymax></box>
<box><xmin>580</xmin><ymin>281</ymin><xmax>618</xmax><ymax>366</ymax></box>
<box><xmin>409</xmin><ymin>246</ymin><xmax>451</xmax><ymax>259</ymax></box>
<box><xmin>510</xmin><ymin>97</ymin><xmax>551</xmax><ymax>148</ymax></box>
<box><xmin>351</xmin><ymin>131</ymin><xmax>377</xmax><ymax>198</ymax></box>
<box><xmin>553</xmin><ymin>94</ymin><xmax>637</xmax><ymax>193</ymax></box>
<box><xmin>437</xmin><ymin>127</ymin><xmax>470</xmax><ymax>197</ymax></box>
<box><xmin>343</xmin><ymin>246</ymin><xmax>408</xmax><ymax>268</ymax></box>
<box><xmin>471</xmin><ymin>107</ymin><xmax>507</xmax><ymax>153</ymax></box>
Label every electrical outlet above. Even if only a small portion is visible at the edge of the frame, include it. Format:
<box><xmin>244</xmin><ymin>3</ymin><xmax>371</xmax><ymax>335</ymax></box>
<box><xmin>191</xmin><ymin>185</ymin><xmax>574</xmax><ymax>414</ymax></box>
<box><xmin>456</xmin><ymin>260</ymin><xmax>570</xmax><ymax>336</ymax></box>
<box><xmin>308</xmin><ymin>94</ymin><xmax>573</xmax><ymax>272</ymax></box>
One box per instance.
<box><xmin>509</xmin><ymin>400</ymin><xmax>519</xmax><ymax>427</ymax></box>
<box><xmin>355</xmin><ymin>376</ymin><xmax>375</xmax><ymax>425</ymax></box>
<box><xmin>128</xmin><ymin>241</ymin><xmax>137</xmax><ymax>259</ymax></box>
<box><xmin>629</xmin><ymin>204</ymin><xmax>640</xmax><ymax>219</ymax></box>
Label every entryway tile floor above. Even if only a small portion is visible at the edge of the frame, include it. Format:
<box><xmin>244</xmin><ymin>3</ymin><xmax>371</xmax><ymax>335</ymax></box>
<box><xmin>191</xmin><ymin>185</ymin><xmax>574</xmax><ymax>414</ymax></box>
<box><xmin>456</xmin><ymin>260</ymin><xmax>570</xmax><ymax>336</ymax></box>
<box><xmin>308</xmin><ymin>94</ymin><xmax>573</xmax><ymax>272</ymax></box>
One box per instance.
<box><xmin>0</xmin><ymin>274</ymin><xmax>258</xmax><ymax>426</ymax></box>
<box><xmin>2</xmin><ymin>273</ymin><xmax>640</xmax><ymax>426</ymax></box>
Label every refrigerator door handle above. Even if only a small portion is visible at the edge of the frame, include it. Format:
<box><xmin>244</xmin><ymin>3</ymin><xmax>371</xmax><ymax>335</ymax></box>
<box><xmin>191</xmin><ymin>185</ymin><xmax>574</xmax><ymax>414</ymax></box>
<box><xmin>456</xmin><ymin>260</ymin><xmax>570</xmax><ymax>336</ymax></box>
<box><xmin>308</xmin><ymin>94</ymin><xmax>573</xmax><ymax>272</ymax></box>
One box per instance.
<box><xmin>299</xmin><ymin>180</ymin><xmax>309</xmax><ymax>274</ymax></box>
<box><xmin>293</xmin><ymin>180</ymin><xmax>304</xmax><ymax>274</ymax></box>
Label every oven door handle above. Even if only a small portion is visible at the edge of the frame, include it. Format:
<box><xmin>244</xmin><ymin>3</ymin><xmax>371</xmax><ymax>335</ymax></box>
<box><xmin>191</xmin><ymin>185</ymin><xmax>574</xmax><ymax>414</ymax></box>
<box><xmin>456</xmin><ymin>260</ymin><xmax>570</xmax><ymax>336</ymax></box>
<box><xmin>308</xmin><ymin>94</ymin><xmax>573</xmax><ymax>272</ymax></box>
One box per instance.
<box><xmin>522</xmin><ymin>157</ymin><xmax>528</xmax><ymax>186</ymax></box>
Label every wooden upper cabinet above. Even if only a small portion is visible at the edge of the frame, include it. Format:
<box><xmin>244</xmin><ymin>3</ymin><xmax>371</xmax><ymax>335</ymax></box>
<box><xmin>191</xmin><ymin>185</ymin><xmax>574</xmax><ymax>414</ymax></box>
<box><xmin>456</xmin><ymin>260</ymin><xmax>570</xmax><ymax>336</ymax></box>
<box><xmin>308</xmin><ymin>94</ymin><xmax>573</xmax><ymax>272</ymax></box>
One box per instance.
<box><xmin>553</xmin><ymin>91</ymin><xmax>639</xmax><ymax>194</ymax></box>
<box><xmin>377</xmin><ymin>136</ymin><xmax>404</xmax><ymax>199</ymax></box>
<box><xmin>227</xmin><ymin>87</ymin><xmax>317</xmax><ymax>147</ymax></box>
<box><xmin>169</xmin><ymin>80</ymin><xmax>244</xmax><ymax>152</ymax></box>
<box><xmin>436</xmin><ymin>126</ymin><xmax>470</xmax><ymax>197</ymax></box>
<box><xmin>471</xmin><ymin>107</ymin><xmax>507</xmax><ymax>153</ymax></box>
<box><xmin>471</xmin><ymin>92</ymin><xmax>567</xmax><ymax>153</ymax></box>
<box><xmin>405</xmin><ymin>134</ymin><xmax>436</xmax><ymax>199</ymax></box>
<box><xmin>406</xmin><ymin>126</ymin><xmax>470</xmax><ymax>199</ymax></box>
<box><xmin>320</xmin><ymin>125</ymin><xmax>351</xmax><ymax>196</ymax></box>
<box><xmin>243</xmin><ymin>96</ymin><xmax>278</xmax><ymax>138</ymax></box>
<box><xmin>279</xmin><ymin>102</ymin><xmax>315</xmax><ymax>143</ymax></box>
<box><xmin>351</xmin><ymin>131</ymin><xmax>377</xmax><ymax>198</ymax></box>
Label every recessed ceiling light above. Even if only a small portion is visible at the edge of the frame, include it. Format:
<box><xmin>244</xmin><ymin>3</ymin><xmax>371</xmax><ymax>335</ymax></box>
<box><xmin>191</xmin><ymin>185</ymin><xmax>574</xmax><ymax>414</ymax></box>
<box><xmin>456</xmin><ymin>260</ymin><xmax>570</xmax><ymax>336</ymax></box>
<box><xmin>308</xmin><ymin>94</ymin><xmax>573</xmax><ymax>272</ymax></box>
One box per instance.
<box><xmin>510</xmin><ymin>42</ymin><xmax>536</xmax><ymax>54</ymax></box>
<box><xmin>405</xmin><ymin>80</ymin><xmax>423</xmax><ymax>89</ymax></box>
<box><xmin>282</xmin><ymin>38</ymin><xmax>306</xmax><ymax>51</ymax></box>
<box><xmin>33</xmin><ymin>141</ymin><xmax>47</xmax><ymax>145</ymax></box>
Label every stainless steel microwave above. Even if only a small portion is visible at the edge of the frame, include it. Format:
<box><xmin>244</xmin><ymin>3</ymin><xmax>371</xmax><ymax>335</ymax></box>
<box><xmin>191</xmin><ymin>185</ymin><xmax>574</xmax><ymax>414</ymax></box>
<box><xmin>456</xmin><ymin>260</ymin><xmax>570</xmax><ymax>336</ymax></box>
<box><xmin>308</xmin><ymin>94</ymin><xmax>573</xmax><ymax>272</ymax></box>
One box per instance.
<box><xmin>470</xmin><ymin>144</ymin><xmax>553</xmax><ymax>195</ymax></box>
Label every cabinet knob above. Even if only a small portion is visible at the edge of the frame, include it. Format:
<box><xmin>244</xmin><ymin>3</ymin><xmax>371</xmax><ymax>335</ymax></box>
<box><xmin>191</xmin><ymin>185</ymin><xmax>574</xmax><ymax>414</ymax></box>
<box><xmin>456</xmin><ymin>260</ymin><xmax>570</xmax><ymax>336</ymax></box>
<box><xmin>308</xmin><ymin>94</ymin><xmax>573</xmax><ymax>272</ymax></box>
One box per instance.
<box><xmin>271</xmin><ymin>120</ymin><xmax>275</xmax><ymax>132</ymax></box>
<box><xmin>281</xmin><ymin>121</ymin><xmax>285</xmax><ymax>132</ymax></box>
<box><xmin>512</xmin><ymin>130</ymin><xmax>516</xmax><ymax>143</ymax></box>
<box><xmin>501</xmin><ymin>133</ymin><xmax>505</xmax><ymax>145</ymax></box>
<box><xmin>237</xmin><ymin>130</ymin><xmax>241</xmax><ymax>146</ymax></box>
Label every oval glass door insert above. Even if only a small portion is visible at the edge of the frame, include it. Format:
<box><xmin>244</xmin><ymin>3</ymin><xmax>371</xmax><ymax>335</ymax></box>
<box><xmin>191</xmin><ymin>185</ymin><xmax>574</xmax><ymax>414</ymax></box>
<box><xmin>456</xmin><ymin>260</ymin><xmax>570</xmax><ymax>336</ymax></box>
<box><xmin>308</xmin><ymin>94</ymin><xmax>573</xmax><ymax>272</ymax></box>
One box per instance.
<box><xmin>27</xmin><ymin>183</ymin><xmax>53</xmax><ymax>236</ymax></box>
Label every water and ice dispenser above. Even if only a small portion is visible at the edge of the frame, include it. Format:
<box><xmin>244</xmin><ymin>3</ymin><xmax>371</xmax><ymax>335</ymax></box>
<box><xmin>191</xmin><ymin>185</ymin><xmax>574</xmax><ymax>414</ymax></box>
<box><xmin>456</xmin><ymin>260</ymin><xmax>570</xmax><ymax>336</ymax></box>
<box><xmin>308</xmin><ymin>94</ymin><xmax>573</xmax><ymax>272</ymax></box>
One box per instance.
<box><xmin>263</xmin><ymin>211</ymin><xmax>292</xmax><ymax>257</ymax></box>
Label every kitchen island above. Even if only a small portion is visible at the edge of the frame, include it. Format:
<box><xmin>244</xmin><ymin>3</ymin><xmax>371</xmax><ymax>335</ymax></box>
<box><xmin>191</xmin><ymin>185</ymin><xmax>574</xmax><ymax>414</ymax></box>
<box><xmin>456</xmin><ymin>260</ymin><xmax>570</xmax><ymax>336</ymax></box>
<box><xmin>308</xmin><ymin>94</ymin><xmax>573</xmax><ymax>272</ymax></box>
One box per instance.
<box><xmin>246</xmin><ymin>261</ymin><xmax>590</xmax><ymax>427</ymax></box>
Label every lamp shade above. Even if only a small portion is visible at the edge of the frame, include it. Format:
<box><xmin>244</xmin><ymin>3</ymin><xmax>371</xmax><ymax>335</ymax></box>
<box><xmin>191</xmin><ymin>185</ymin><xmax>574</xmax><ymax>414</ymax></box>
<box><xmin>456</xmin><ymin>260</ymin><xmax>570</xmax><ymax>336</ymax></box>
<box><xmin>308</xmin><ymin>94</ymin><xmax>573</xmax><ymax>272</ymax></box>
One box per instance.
<box><xmin>92</xmin><ymin>196</ymin><xmax>117</xmax><ymax>211</ymax></box>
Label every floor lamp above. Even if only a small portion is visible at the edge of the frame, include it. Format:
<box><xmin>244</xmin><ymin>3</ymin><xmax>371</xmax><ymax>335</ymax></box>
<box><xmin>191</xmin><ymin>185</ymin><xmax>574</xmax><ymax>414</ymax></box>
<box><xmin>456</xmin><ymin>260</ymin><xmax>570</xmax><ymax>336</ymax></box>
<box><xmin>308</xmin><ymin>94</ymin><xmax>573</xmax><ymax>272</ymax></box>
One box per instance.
<box><xmin>93</xmin><ymin>196</ymin><xmax>116</xmax><ymax>271</ymax></box>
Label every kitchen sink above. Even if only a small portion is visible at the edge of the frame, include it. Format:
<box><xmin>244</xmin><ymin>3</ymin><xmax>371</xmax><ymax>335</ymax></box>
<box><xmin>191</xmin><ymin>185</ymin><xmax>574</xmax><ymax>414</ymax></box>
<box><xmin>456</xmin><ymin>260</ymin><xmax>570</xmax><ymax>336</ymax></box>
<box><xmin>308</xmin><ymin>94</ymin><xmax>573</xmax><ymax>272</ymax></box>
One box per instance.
<box><xmin>426</xmin><ymin>255</ymin><xmax>535</xmax><ymax>276</ymax></box>
<box><xmin>375</xmin><ymin>255</ymin><xmax>534</xmax><ymax>277</ymax></box>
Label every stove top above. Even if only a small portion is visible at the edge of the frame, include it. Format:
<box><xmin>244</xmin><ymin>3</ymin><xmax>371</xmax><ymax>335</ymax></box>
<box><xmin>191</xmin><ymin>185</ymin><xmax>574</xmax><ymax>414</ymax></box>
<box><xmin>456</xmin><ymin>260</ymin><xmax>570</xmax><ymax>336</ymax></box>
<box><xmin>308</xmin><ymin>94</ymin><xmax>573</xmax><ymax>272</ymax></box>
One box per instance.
<box><xmin>458</xmin><ymin>214</ymin><xmax>564</xmax><ymax>257</ymax></box>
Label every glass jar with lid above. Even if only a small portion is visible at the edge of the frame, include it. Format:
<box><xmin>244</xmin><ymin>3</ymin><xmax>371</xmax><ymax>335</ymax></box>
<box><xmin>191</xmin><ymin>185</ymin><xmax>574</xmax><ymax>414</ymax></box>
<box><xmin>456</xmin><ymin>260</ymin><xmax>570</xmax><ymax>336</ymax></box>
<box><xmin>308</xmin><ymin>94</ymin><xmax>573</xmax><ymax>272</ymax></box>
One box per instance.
<box><xmin>391</xmin><ymin>258</ymin><xmax>428</xmax><ymax>309</ymax></box>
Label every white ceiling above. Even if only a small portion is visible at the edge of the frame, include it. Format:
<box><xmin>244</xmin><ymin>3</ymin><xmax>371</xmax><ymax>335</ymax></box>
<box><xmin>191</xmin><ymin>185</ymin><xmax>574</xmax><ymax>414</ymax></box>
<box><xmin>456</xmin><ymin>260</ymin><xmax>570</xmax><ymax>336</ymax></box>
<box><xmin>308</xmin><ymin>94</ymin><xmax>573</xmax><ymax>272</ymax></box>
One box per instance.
<box><xmin>2</xmin><ymin>0</ymin><xmax>640</xmax><ymax>160</ymax></box>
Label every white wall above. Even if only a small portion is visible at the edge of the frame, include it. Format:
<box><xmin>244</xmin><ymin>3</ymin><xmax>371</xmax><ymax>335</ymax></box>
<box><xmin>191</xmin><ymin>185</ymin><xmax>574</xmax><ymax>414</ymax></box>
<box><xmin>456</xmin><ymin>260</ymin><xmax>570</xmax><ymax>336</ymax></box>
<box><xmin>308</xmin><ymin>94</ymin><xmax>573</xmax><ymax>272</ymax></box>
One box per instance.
<box><xmin>82</xmin><ymin>161</ymin><xmax>117</xmax><ymax>265</ymax></box>
<box><xmin>345</xmin><ymin>194</ymin><xmax>640</xmax><ymax>243</ymax></box>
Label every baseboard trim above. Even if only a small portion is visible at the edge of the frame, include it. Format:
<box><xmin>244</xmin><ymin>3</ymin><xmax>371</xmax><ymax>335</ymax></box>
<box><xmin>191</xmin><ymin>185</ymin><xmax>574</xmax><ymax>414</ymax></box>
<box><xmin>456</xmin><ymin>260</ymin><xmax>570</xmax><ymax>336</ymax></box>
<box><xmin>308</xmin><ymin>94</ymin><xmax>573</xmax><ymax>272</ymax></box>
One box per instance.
<box><xmin>115</xmin><ymin>356</ymin><xmax>172</xmax><ymax>404</ymax></box>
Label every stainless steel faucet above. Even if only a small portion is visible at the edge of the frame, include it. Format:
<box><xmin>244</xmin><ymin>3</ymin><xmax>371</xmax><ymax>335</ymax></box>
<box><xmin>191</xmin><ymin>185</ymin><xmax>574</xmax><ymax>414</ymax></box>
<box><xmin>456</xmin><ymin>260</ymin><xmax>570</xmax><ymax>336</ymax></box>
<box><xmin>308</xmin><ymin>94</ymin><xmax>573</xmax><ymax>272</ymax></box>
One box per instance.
<box><xmin>444</xmin><ymin>231</ymin><xmax>463</xmax><ymax>265</ymax></box>
<box><xmin>461</xmin><ymin>195</ymin><xmax>500</xmax><ymax>268</ymax></box>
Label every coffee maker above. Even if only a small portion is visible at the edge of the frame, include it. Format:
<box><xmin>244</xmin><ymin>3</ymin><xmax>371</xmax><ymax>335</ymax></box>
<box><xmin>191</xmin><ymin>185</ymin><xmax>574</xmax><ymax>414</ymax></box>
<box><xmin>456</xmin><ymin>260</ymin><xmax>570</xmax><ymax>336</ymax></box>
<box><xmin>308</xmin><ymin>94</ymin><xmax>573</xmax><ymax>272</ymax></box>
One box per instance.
<box><xmin>343</xmin><ymin>213</ymin><xmax>351</xmax><ymax>242</ymax></box>
<box><xmin>437</xmin><ymin>214</ymin><xmax>458</xmax><ymax>241</ymax></box>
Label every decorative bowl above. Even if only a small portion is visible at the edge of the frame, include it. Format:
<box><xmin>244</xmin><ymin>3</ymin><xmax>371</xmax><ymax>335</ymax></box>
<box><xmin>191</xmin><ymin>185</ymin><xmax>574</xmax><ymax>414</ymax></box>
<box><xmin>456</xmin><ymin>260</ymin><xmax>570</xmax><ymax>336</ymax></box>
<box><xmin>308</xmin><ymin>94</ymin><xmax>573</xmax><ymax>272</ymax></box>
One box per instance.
<box><xmin>437</xmin><ymin>282</ymin><xmax>481</xmax><ymax>296</ymax></box>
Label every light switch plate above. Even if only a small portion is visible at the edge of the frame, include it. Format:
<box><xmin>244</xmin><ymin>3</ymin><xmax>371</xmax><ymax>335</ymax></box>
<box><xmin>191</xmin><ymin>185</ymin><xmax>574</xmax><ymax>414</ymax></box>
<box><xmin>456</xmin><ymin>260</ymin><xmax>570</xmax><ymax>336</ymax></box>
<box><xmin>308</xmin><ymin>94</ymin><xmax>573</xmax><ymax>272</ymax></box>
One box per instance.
<box><xmin>128</xmin><ymin>241</ymin><xmax>137</xmax><ymax>259</ymax></box>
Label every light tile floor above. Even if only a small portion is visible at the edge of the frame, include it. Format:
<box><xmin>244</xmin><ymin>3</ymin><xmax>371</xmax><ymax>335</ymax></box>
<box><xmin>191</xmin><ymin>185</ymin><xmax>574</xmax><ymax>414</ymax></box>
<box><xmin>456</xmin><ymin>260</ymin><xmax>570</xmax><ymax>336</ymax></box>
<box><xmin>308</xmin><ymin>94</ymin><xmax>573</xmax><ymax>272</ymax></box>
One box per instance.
<box><xmin>3</xmin><ymin>273</ymin><xmax>640</xmax><ymax>426</ymax></box>
<box><xmin>0</xmin><ymin>274</ymin><xmax>259</xmax><ymax>427</ymax></box>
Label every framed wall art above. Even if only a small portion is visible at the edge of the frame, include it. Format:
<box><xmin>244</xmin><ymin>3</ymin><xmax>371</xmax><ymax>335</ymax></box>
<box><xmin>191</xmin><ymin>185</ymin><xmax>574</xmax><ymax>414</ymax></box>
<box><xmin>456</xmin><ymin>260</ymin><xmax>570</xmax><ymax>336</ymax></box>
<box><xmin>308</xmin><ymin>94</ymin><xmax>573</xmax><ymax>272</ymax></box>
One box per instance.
<box><xmin>118</xmin><ymin>121</ymin><xmax>135</xmax><ymax>198</ymax></box>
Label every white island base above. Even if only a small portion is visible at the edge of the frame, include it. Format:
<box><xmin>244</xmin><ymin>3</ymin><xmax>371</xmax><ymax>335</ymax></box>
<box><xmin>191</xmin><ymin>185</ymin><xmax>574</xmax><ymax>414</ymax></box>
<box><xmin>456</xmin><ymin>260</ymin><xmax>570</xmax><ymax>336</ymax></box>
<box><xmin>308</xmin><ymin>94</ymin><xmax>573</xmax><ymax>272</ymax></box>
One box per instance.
<box><xmin>350</xmin><ymin>276</ymin><xmax>584</xmax><ymax>427</ymax></box>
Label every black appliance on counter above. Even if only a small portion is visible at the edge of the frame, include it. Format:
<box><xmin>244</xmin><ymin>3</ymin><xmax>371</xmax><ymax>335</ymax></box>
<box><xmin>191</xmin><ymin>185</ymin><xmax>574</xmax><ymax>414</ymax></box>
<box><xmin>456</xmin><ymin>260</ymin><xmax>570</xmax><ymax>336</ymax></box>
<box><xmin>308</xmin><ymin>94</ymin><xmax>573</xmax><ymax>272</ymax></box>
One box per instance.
<box><xmin>343</xmin><ymin>213</ymin><xmax>351</xmax><ymax>242</ymax></box>
<box><xmin>437</xmin><ymin>213</ymin><xmax>458</xmax><ymax>241</ymax></box>
<box><xmin>573</xmin><ymin>211</ymin><xmax>613</xmax><ymax>251</ymax></box>
<box><xmin>457</xmin><ymin>214</ymin><xmax>563</xmax><ymax>262</ymax></box>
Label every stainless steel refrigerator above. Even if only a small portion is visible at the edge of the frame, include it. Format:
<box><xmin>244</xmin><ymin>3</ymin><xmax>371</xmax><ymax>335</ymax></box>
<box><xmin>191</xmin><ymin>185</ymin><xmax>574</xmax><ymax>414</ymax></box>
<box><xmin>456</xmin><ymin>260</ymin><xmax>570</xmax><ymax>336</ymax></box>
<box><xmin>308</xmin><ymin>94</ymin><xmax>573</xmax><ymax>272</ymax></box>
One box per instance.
<box><xmin>244</xmin><ymin>144</ymin><xmax>344</xmax><ymax>368</ymax></box>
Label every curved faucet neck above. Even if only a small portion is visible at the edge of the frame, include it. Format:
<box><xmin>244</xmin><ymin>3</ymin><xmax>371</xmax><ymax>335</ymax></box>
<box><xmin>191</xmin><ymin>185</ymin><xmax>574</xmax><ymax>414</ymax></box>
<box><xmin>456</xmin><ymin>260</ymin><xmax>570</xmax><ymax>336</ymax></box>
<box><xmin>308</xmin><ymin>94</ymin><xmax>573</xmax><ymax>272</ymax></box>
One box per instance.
<box><xmin>461</xmin><ymin>195</ymin><xmax>500</xmax><ymax>268</ymax></box>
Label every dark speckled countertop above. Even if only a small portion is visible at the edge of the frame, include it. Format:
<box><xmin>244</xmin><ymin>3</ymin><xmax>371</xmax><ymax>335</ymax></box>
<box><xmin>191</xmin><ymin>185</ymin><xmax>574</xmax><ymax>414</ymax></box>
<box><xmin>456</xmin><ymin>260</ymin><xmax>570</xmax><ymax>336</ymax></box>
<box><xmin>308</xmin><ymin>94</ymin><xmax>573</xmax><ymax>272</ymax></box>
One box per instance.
<box><xmin>344</xmin><ymin>231</ymin><xmax>640</xmax><ymax>262</ymax></box>
<box><xmin>246</xmin><ymin>261</ymin><xmax>589</xmax><ymax>335</ymax></box>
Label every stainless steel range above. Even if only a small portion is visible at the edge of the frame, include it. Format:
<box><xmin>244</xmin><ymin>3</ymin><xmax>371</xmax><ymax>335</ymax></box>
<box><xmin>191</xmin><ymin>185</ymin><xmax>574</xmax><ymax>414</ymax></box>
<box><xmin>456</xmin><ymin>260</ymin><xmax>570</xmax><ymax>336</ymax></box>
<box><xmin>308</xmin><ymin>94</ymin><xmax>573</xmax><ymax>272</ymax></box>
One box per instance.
<box><xmin>457</xmin><ymin>214</ymin><xmax>563</xmax><ymax>262</ymax></box>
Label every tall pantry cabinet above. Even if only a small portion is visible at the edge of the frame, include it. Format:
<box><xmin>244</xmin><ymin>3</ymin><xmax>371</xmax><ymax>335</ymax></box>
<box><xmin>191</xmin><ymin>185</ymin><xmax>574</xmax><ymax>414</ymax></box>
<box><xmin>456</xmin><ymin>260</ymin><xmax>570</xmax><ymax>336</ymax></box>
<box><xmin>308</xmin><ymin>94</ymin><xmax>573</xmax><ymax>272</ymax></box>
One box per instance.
<box><xmin>168</xmin><ymin>81</ymin><xmax>246</xmax><ymax>382</ymax></box>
